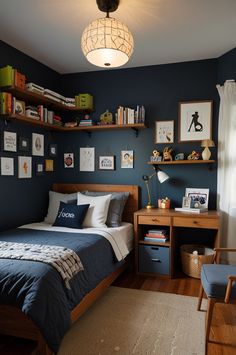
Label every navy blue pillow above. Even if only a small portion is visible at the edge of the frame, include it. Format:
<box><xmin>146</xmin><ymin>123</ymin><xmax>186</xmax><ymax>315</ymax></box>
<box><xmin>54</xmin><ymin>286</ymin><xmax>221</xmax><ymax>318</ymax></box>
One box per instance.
<box><xmin>53</xmin><ymin>202</ymin><xmax>89</xmax><ymax>229</ymax></box>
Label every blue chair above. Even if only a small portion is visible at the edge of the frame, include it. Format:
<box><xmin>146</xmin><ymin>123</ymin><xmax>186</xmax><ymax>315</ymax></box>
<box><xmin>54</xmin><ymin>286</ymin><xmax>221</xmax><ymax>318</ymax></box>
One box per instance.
<box><xmin>197</xmin><ymin>248</ymin><xmax>236</xmax><ymax>353</ymax></box>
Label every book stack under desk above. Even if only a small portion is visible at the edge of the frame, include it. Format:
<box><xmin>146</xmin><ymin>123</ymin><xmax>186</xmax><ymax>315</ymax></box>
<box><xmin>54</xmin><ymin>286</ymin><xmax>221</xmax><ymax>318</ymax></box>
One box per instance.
<box><xmin>140</xmin><ymin>229</ymin><xmax>170</xmax><ymax>246</ymax></box>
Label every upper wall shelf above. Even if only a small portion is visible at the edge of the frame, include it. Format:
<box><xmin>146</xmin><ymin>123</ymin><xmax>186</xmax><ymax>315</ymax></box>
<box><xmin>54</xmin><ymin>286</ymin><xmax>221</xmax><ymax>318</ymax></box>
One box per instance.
<box><xmin>1</xmin><ymin>113</ymin><xmax>146</xmax><ymax>134</ymax></box>
<box><xmin>1</xmin><ymin>85</ymin><xmax>93</xmax><ymax>112</ymax></box>
<box><xmin>148</xmin><ymin>160</ymin><xmax>215</xmax><ymax>165</ymax></box>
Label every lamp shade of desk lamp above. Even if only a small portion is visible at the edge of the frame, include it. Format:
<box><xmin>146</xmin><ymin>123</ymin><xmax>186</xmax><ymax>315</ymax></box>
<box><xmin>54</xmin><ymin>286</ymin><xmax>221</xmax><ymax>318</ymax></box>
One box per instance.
<box><xmin>142</xmin><ymin>168</ymin><xmax>169</xmax><ymax>209</ymax></box>
<box><xmin>201</xmin><ymin>139</ymin><xmax>215</xmax><ymax>160</ymax></box>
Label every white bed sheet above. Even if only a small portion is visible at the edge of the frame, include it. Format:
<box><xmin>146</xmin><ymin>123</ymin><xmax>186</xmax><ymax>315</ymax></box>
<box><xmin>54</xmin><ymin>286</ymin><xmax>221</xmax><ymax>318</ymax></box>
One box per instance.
<box><xmin>19</xmin><ymin>222</ymin><xmax>134</xmax><ymax>262</ymax></box>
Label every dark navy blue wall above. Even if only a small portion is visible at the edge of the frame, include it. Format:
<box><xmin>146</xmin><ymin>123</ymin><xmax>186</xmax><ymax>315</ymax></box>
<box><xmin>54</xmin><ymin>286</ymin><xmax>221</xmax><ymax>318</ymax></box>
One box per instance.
<box><xmin>59</xmin><ymin>60</ymin><xmax>218</xmax><ymax>209</ymax></box>
<box><xmin>217</xmin><ymin>47</ymin><xmax>236</xmax><ymax>84</ymax></box>
<box><xmin>0</xmin><ymin>41</ymin><xmax>62</xmax><ymax>231</ymax></box>
<box><xmin>1</xmin><ymin>39</ymin><xmax>235</xmax><ymax>231</ymax></box>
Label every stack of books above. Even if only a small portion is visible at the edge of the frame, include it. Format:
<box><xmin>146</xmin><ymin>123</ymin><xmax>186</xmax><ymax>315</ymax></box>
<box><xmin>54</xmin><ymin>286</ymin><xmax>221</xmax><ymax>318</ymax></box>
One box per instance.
<box><xmin>144</xmin><ymin>229</ymin><xmax>169</xmax><ymax>243</ymax></box>
<box><xmin>79</xmin><ymin>119</ymin><xmax>93</xmax><ymax>126</ymax></box>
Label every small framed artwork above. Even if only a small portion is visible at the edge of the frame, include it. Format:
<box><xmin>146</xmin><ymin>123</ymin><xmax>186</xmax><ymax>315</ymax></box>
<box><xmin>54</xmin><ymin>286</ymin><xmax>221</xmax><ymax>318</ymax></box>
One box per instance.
<box><xmin>1</xmin><ymin>157</ymin><xmax>14</xmax><ymax>176</ymax></box>
<box><xmin>4</xmin><ymin>131</ymin><xmax>17</xmax><ymax>152</ymax></box>
<box><xmin>32</xmin><ymin>133</ymin><xmax>44</xmax><ymax>156</ymax></box>
<box><xmin>19</xmin><ymin>137</ymin><xmax>30</xmax><ymax>152</ymax></box>
<box><xmin>45</xmin><ymin>159</ymin><xmax>54</xmax><ymax>172</ymax></box>
<box><xmin>182</xmin><ymin>196</ymin><xmax>192</xmax><ymax>208</ymax></box>
<box><xmin>18</xmin><ymin>156</ymin><xmax>32</xmax><ymax>178</ymax></box>
<box><xmin>80</xmin><ymin>147</ymin><xmax>95</xmax><ymax>172</ymax></box>
<box><xmin>155</xmin><ymin>120</ymin><xmax>174</xmax><ymax>144</ymax></box>
<box><xmin>179</xmin><ymin>100</ymin><xmax>213</xmax><ymax>142</ymax></box>
<box><xmin>49</xmin><ymin>144</ymin><xmax>57</xmax><ymax>157</ymax></box>
<box><xmin>185</xmin><ymin>188</ymin><xmax>209</xmax><ymax>209</ymax></box>
<box><xmin>64</xmin><ymin>153</ymin><xmax>74</xmax><ymax>168</ymax></box>
<box><xmin>15</xmin><ymin>100</ymin><xmax>25</xmax><ymax>115</ymax></box>
<box><xmin>121</xmin><ymin>150</ymin><xmax>134</xmax><ymax>169</ymax></box>
<box><xmin>36</xmin><ymin>162</ymin><xmax>44</xmax><ymax>176</ymax></box>
<box><xmin>99</xmin><ymin>156</ymin><xmax>115</xmax><ymax>170</ymax></box>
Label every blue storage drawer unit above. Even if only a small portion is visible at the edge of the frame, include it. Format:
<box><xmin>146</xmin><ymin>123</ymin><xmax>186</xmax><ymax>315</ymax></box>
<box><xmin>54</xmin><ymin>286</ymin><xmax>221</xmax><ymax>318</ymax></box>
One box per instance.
<box><xmin>139</xmin><ymin>244</ymin><xmax>170</xmax><ymax>275</ymax></box>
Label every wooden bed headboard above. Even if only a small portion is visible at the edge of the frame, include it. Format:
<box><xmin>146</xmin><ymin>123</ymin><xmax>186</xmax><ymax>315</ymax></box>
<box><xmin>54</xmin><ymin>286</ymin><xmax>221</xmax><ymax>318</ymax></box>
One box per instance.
<box><xmin>52</xmin><ymin>183</ymin><xmax>139</xmax><ymax>224</ymax></box>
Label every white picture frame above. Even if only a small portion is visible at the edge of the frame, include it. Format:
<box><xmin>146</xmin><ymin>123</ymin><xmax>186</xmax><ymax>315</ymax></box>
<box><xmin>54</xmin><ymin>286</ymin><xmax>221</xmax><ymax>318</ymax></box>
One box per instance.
<box><xmin>179</xmin><ymin>100</ymin><xmax>212</xmax><ymax>142</ymax></box>
<box><xmin>80</xmin><ymin>147</ymin><xmax>95</xmax><ymax>172</ymax></box>
<box><xmin>185</xmin><ymin>188</ymin><xmax>209</xmax><ymax>209</ymax></box>
<box><xmin>1</xmin><ymin>157</ymin><xmax>14</xmax><ymax>176</ymax></box>
<box><xmin>155</xmin><ymin>120</ymin><xmax>174</xmax><ymax>143</ymax></box>
<box><xmin>64</xmin><ymin>153</ymin><xmax>74</xmax><ymax>168</ymax></box>
<box><xmin>4</xmin><ymin>131</ymin><xmax>17</xmax><ymax>152</ymax></box>
<box><xmin>121</xmin><ymin>150</ymin><xmax>134</xmax><ymax>169</ymax></box>
<box><xmin>18</xmin><ymin>156</ymin><xmax>32</xmax><ymax>178</ymax></box>
<box><xmin>32</xmin><ymin>133</ymin><xmax>44</xmax><ymax>156</ymax></box>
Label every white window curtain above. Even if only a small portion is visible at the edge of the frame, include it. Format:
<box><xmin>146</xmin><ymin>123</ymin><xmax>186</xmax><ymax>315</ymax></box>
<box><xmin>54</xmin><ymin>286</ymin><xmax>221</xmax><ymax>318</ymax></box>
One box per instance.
<box><xmin>216</xmin><ymin>80</ymin><xmax>236</xmax><ymax>263</ymax></box>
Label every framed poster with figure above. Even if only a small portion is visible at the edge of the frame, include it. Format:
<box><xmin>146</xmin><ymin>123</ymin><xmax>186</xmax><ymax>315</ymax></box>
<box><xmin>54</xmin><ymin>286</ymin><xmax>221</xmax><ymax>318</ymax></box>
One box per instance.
<box><xmin>80</xmin><ymin>147</ymin><xmax>95</xmax><ymax>172</ymax></box>
<box><xmin>179</xmin><ymin>101</ymin><xmax>212</xmax><ymax>142</ymax></box>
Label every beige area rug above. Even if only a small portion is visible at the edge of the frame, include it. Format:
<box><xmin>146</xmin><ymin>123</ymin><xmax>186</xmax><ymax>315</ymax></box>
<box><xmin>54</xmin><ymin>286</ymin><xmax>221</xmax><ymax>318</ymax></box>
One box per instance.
<box><xmin>58</xmin><ymin>287</ymin><xmax>206</xmax><ymax>355</ymax></box>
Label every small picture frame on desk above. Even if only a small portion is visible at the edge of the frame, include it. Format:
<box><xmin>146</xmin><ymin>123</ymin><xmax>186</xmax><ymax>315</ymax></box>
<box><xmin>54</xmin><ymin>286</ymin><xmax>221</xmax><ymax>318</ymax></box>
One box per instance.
<box><xmin>185</xmin><ymin>188</ymin><xmax>209</xmax><ymax>209</ymax></box>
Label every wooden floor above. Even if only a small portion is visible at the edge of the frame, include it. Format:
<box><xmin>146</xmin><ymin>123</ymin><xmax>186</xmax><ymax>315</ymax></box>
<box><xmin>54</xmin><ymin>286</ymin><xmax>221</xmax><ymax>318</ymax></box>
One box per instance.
<box><xmin>113</xmin><ymin>270</ymin><xmax>236</xmax><ymax>355</ymax></box>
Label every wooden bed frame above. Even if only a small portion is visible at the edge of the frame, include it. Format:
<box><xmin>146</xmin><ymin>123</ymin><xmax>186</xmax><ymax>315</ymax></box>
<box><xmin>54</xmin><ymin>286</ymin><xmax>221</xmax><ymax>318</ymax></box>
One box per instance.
<box><xmin>0</xmin><ymin>184</ymin><xmax>139</xmax><ymax>355</ymax></box>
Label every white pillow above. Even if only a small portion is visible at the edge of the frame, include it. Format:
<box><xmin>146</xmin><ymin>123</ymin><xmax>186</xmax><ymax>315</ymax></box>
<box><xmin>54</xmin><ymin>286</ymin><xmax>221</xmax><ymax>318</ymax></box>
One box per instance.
<box><xmin>44</xmin><ymin>191</ymin><xmax>78</xmax><ymax>224</ymax></box>
<box><xmin>77</xmin><ymin>192</ymin><xmax>111</xmax><ymax>228</ymax></box>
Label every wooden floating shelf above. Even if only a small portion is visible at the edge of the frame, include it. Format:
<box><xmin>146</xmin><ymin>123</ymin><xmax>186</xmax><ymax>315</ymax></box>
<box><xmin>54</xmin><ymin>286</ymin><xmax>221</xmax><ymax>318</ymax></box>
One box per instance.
<box><xmin>1</xmin><ymin>85</ymin><xmax>93</xmax><ymax>112</ymax></box>
<box><xmin>1</xmin><ymin>114</ymin><xmax>146</xmax><ymax>133</ymax></box>
<box><xmin>63</xmin><ymin>123</ymin><xmax>146</xmax><ymax>132</ymax></box>
<box><xmin>148</xmin><ymin>160</ymin><xmax>215</xmax><ymax>165</ymax></box>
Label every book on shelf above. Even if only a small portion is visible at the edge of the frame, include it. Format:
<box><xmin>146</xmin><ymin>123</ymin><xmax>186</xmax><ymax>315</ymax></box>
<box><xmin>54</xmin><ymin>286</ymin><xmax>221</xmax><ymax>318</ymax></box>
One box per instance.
<box><xmin>174</xmin><ymin>207</ymin><xmax>208</xmax><ymax>213</ymax></box>
<box><xmin>145</xmin><ymin>233</ymin><xmax>167</xmax><ymax>238</ymax></box>
<box><xmin>144</xmin><ymin>236</ymin><xmax>169</xmax><ymax>243</ymax></box>
<box><xmin>147</xmin><ymin>229</ymin><xmax>167</xmax><ymax>235</ymax></box>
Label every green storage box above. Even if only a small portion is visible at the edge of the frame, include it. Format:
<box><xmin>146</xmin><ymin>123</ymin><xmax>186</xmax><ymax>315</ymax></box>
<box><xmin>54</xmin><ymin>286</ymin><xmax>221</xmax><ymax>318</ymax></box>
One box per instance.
<box><xmin>75</xmin><ymin>93</ymin><xmax>93</xmax><ymax>110</ymax></box>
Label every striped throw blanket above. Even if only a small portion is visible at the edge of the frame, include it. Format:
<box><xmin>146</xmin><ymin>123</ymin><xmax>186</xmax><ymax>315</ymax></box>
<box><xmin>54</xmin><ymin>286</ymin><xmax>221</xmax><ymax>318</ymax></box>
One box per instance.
<box><xmin>0</xmin><ymin>241</ymin><xmax>84</xmax><ymax>289</ymax></box>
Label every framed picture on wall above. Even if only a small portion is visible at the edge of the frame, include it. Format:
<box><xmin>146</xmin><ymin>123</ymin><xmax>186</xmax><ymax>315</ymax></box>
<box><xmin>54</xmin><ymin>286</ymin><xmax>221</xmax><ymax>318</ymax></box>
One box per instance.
<box><xmin>1</xmin><ymin>157</ymin><xmax>14</xmax><ymax>176</ymax></box>
<box><xmin>32</xmin><ymin>133</ymin><xmax>44</xmax><ymax>156</ymax></box>
<box><xmin>49</xmin><ymin>144</ymin><xmax>57</xmax><ymax>157</ymax></box>
<box><xmin>45</xmin><ymin>159</ymin><xmax>54</xmax><ymax>172</ymax></box>
<box><xmin>64</xmin><ymin>153</ymin><xmax>74</xmax><ymax>168</ymax></box>
<box><xmin>18</xmin><ymin>156</ymin><xmax>32</xmax><ymax>178</ymax></box>
<box><xmin>98</xmin><ymin>156</ymin><xmax>115</xmax><ymax>170</ymax></box>
<box><xmin>121</xmin><ymin>150</ymin><xmax>134</xmax><ymax>169</ymax></box>
<box><xmin>80</xmin><ymin>147</ymin><xmax>95</xmax><ymax>172</ymax></box>
<box><xmin>19</xmin><ymin>136</ymin><xmax>30</xmax><ymax>152</ymax></box>
<box><xmin>179</xmin><ymin>100</ymin><xmax>212</xmax><ymax>142</ymax></box>
<box><xmin>4</xmin><ymin>131</ymin><xmax>17</xmax><ymax>152</ymax></box>
<box><xmin>36</xmin><ymin>162</ymin><xmax>44</xmax><ymax>176</ymax></box>
<box><xmin>155</xmin><ymin>120</ymin><xmax>174</xmax><ymax>143</ymax></box>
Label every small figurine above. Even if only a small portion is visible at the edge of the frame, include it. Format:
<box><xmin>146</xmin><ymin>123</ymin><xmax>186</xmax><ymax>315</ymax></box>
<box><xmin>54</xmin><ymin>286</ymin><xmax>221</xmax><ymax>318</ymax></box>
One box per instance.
<box><xmin>175</xmin><ymin>153</ymin><xmax>184</xmax><ymax>161</ymax></box>
<box><xmin>163</xmin><ymin>147</ymin><xmax>173</xmax><ymax>161</ymax></box>
<box><xmin>158</xmin><ymin>197</ymin><xmax>171</xmax><ymax>209</ymax></box>
<box><xmin>187</xmin><ymin>150</ymin><xmax>200</xmax><ymax>160</ymax></box>
<box><xmin>99</xmin><ymin>110</ymin><xmax>113</xmax><ymax>125</ymax></box>
<box><xmin>150</xmin><ymin>149</ymin><xmax>162</xmax><ymax>162</ymax></box>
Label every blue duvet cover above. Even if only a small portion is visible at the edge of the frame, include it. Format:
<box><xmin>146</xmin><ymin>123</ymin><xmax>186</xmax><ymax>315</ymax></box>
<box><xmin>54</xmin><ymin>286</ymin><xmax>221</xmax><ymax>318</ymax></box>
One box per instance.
<box><xmin>0</xmin><ymin>227</ymin><xmax>122</xmax><ymax>353</ymax></box>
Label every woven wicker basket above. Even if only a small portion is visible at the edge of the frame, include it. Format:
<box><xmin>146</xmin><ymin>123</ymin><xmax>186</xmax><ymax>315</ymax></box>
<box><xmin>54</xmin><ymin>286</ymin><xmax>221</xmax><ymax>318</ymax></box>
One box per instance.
<box><xmin>180</xmin><ymin>244</ymin><xmax>215</xmax><ymax>279</ymax></box>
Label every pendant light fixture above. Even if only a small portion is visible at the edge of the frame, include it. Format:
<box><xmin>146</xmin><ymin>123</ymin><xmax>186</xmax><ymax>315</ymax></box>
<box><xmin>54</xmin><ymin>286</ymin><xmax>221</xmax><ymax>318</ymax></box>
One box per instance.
<box><xmin>81</xmin><ymin>0</ymin><xmax>134</xmax><ymax>68</ymax></box>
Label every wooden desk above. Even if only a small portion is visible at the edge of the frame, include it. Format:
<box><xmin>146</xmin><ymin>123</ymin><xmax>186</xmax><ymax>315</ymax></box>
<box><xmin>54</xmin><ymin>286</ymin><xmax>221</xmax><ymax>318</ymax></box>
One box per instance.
<box><xmin>134</xmin><ymin>209</ymin><xmax>220</xmax><ymax>278</ymax></box>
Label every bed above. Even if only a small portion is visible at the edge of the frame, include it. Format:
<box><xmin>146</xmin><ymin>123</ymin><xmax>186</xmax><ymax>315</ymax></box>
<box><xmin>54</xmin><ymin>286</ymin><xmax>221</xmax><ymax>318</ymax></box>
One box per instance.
<box><xmin>0</xmin><ymin>183</ymin><xmax>139</xmax><ymax>355</ymax></box>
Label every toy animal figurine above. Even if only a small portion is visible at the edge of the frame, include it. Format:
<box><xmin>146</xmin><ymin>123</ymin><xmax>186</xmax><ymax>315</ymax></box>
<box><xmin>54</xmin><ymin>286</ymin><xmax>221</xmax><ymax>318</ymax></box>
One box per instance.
<box><xmin>175</xmin><ymin>153</ymin><xmax>184</xmax><ymax>161</ymax></box>
<box><xmin>150</xmin><ymin>149</ymin><xmax>162</xmax><ymax>162</ymax></box>
<box><xmin>163</xmin><ymin>147</ymin><xmax>173</xmax><ymax>161</ymax></box>
<box><xmin>99</xmin><ymin>110</ymin><xmax>113</xmax><ymax>125</ymax></box>
<box><xmin>187</xmin><ymin>150</ymin><xmax>200</xmax><ymax>160</ymax></box>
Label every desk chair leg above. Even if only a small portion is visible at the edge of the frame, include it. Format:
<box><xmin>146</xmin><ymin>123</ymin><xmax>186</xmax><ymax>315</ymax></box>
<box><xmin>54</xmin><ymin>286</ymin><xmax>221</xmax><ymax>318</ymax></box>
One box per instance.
<box><xmin>205</xmin><ymin>298</ymin><xmax>216</xmax><ymax>353</ymax></box>
<box><xmin>197</xmin><ymin>284</ymin><xmax>204</xmax><ymax>311</ymax></box>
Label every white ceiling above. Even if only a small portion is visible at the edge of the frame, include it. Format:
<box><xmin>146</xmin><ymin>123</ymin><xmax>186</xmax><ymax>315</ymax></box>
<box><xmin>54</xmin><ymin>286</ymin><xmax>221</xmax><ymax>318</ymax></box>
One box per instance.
<box><xmin>0</xmin><ymin>0</ymin><xmax>235</xmax><ymax>74</ymax></box>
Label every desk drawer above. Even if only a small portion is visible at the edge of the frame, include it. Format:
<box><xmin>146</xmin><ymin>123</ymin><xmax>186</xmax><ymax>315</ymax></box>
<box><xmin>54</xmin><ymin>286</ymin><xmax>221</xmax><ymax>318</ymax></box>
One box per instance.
<box><xmin>173</xmin><ymin>217</ymin><xmax>219</xmax><ymax>229</ymax></box>
<box><xmin>139</xmin><ymin>244</ymin><xmax>170</xmax><ymax>275</ymax></box>
<box><xmin>138</xmin><ymin>215</ymin><xmax>170</xmax><ymax>226</ymax></box>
